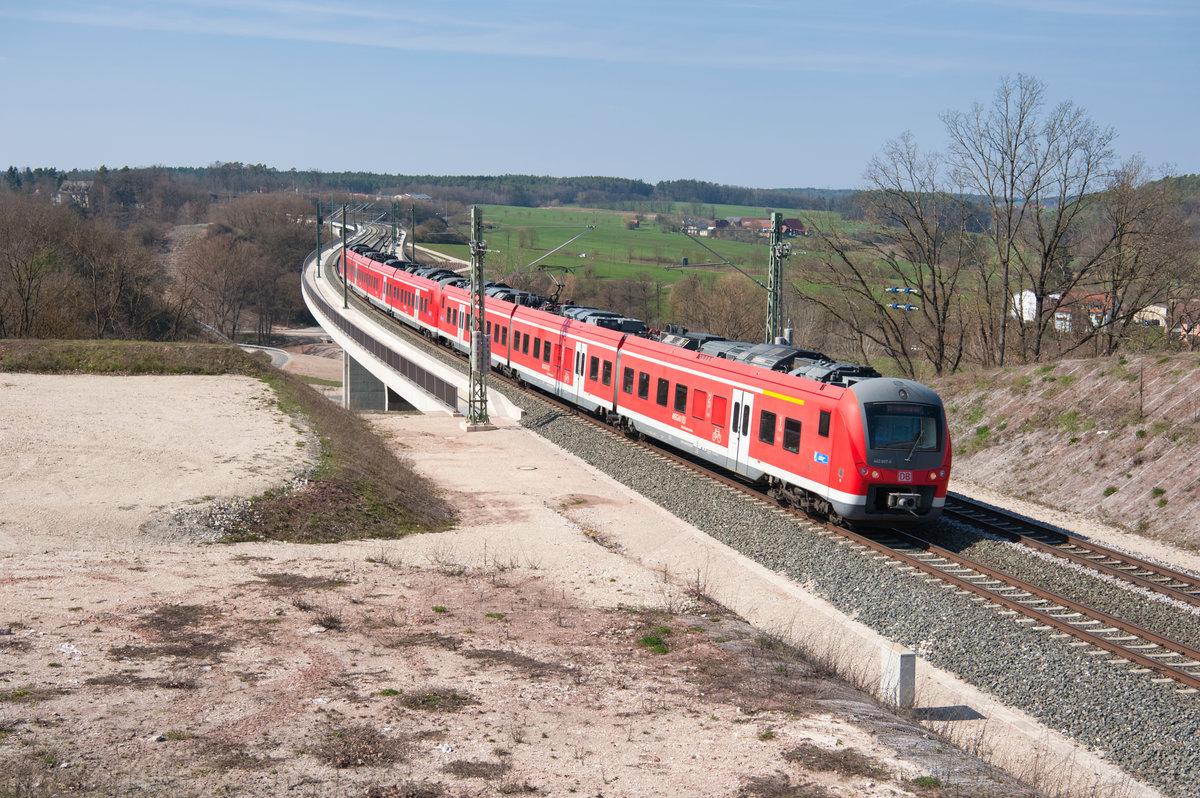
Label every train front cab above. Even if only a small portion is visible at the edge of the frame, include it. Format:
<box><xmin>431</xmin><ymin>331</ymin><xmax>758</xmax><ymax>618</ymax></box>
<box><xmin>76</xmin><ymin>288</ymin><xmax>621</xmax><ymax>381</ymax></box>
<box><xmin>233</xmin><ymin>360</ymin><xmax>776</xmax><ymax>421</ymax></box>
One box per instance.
<box><xmin>837</xmin><ymin>378</ymin><xmax>951</xmax><ymax>525</ymax></box>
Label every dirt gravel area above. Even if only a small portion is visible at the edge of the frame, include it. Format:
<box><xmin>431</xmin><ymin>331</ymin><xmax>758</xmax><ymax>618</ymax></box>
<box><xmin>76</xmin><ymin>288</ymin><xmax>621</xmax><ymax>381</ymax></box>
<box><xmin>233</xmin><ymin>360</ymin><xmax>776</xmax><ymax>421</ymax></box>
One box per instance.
<box><xmin>0</xmin><ymin>371</ymin><xmax>1082</xmax><ymax>797</ymax></box>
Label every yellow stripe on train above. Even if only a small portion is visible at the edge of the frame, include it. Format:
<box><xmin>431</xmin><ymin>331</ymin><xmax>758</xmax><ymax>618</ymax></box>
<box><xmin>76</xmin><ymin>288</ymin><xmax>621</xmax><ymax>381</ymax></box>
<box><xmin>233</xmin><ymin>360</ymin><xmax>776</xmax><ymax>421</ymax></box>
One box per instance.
<box><xmin>762</xmin><ymin>390</ymin><xmax>804</xmax><ymax>406</ymax></box>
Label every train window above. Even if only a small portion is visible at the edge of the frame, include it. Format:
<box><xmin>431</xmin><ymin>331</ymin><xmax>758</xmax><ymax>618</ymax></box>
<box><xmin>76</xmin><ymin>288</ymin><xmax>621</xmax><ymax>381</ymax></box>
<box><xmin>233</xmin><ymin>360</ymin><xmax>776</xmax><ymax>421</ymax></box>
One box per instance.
<box><xmin>486</xmin><ymin>320</ymin><xmax>492</xmax><ymax>337</ymax></box>
<box><xmin>588</xmin><ymin>356</ymin><xmax>599</xmax><ymax>381</ymax></box>
<box><xmin>501</xmin><ymin>327</ymin><xmax>508</xmax><ymax>346</ymax></box>
<box><xmin>819</xmin><ymin>410</ymin><xmax>831</xmax><ymax>437</ymax></box>
<box><xmin>691</xmin><ymin>389</ymin><xmax>707</xmax><ymax>419</ymax></box>
<box><xmin>622</xmin><ymin>367</ymin><xmax>635</xmax><ymax>394</ymax></box>
<box><xmin>783</xmin><ymin>418</ymin><xmax>802</xmax><ymax>453</ymax></box>
<box><xmin>712</xmin><ymin>395</ymin><xmax>727</xmax><ymax>427</ymax></box>
<box><xmin>522</xmin><ymin>333</ymin><xmax>529</xmax><ymax>355</ymax></box>
<box><xmin>732</xmin><ymin>402</ymin><xmax>741</xmax><ymax>434</ymax></box>
<box><xmin>544</xmin><ymin>343</ymin><xmax>553</xmax><ymax>364</ymax></box>
<box><xmin>865</xmin><ymin>403</ymin><xmax>941</xmax><ymax>451</ymax></box>
<box><xmin>759</xmin><ymin>410</ymin><xmax>777</xmax><ymax>444</ymax></box>
<box><xmin>533</xmin><ymin>338</ymin><xmax>541</xmax><ymax>359</ymax></box>
<box><xmin>602</xmin><ymin>361</ymin><xmax>612</xmax><ymax>385</ymax></box>
<box><xmin>674</xmin><ymin>384</ymin><xmax>688</xmax><ymax>414</ymax></box>
<box><xmin>512</xmin><ymin>331</ymin><xmax>521</xmax><ymax>351</ymax></box>
<box><xmin>576</xmin><ymin>351</ymin><xmax>584</xmax><ymax>375</ymax></box>
<box><xmin>656</xmin><ymin>378</ymin><xmax>670</xmax><ymax>407</ymax></box>
<box><xmin>637</xmin><ymin>371</ymin><xmax>650</xmax><ymax>400</ymax></box>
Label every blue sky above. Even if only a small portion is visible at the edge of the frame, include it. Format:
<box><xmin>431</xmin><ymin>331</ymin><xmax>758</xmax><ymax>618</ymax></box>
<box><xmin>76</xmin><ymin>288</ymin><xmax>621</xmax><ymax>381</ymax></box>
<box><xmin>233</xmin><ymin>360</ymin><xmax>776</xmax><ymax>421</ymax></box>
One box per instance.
<box><xmin>1</xmin><ymin>1</ymin><xmax>1196</xmax><ymax>189</ymax></box>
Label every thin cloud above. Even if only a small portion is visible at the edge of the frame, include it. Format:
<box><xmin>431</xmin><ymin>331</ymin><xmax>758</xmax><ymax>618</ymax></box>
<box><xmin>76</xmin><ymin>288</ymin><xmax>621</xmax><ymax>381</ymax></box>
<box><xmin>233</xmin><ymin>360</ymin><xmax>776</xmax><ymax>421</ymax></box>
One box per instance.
<box><xmin>949</xmin><ymin>0</ymin><xmax>1199</xmax><ymax>16</ymax></box>
<box><xmin>0</xmin><ymin>1</ymin><xmax>994</xmax><ymax>75</ymax></box>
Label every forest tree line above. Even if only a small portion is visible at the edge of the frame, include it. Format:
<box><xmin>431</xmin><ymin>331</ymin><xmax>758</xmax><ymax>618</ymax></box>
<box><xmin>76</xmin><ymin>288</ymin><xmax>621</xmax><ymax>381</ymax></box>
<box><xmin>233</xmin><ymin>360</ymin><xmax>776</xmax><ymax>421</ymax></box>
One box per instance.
<box><xmin>3</xmin><ymin>163</ymin><xmax>859</xmax><ymax>216</ymax></box>
<box><xmin>4</xmin><ymin>75</ymin><xmax>1198</xmax><ymax>373</ymax></box>
<box><xmin>0</xmin><ymin>187</ymin><xmax>315</xmax><ymax>343</ymax></box>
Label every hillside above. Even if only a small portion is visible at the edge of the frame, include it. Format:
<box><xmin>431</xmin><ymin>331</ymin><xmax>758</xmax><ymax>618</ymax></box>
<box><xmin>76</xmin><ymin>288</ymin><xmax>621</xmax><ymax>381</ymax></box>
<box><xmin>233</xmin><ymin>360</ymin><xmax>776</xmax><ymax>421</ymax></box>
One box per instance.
<box><xmin>932</xmin><ymin>352</ymin><xmax>1200</xmax><ymax>549</ymax></box>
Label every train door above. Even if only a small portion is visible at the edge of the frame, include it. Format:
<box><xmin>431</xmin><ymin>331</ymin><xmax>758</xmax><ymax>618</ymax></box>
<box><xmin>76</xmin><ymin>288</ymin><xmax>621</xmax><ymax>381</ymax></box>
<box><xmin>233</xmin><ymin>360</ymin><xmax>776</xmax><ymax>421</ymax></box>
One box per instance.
<box><xmin>572</xmin><ymin>342</ymin><xmax>588</xmax><ymax>406</ymax></box>
<box><xmin>730</xmin><ymin>389</ymin><xmax>755</xmax><ymax>473</ymax></box>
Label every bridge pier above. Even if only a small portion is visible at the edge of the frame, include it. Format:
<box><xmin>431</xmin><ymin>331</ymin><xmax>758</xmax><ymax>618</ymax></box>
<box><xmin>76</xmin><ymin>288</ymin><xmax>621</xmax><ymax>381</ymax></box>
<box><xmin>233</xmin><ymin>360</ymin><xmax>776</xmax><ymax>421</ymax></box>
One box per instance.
<box><xmin>343</xmin><ymin>351</ymin><xmax>415</xmax><ymax>412</ymax></box>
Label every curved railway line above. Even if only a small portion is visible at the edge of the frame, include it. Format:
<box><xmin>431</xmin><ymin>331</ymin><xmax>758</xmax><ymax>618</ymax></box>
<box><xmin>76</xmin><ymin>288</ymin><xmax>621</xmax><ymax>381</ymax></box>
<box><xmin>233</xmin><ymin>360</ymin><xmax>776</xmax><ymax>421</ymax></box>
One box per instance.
<box><xmin>327</xmin><ymin>224</ymin><xmax>1200</xmax><ymax>694</ymax></box>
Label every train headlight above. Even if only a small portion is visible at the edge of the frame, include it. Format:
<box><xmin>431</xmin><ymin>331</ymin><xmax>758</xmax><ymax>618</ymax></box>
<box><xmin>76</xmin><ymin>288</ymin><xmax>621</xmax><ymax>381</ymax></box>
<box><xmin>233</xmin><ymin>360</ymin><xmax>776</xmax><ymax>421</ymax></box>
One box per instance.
<box><xmin>859</xmin><ymin>466</ymin><xmax>869</xmax><ymax>476</ymax></box>
<box><xmin>939</xmin><ymin>469</ymin><xmax>947</xmax><ymax>478</ymax></box>
<box><xmin>929</xmin><ymin>471</ymin><xmax>939</xmax><ymax>481</ymax></box>
<box><xmin>871</xmin><ymin>470</ymin><xmax>880</xmax><ymax>479</ymax></box>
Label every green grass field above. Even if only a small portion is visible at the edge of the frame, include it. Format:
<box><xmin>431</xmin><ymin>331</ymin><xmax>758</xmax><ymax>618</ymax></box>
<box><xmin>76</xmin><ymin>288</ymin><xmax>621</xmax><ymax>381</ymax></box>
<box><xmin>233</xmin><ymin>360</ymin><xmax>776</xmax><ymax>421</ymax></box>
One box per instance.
<box><xmin>422</xmin><ymin>203</ymin><xmax>861</xmax><ymax>287</ymax></box>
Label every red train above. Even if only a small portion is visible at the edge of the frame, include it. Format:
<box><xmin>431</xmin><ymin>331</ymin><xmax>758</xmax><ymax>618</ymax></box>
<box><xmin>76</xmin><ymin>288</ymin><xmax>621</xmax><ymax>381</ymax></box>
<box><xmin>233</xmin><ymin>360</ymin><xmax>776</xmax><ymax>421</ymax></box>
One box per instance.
<box><xmin>338</xmin><ymin>244</ymin><xmax>951</xmax><ymax>525</ymax></box>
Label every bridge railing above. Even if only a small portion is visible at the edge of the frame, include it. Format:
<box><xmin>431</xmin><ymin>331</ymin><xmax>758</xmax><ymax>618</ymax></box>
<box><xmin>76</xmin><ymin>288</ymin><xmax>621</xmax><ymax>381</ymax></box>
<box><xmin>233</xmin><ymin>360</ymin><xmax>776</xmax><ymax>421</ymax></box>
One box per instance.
<box><xmin>302</xmin><ymin>248</ymin><xmax>459</xmax><ymax>411</ymax></box>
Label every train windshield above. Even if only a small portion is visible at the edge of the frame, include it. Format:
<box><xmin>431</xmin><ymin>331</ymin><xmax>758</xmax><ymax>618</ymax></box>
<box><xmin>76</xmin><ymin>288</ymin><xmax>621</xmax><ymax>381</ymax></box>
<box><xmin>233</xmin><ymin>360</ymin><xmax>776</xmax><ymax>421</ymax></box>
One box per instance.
<box><xmin>865</xmin><ymin>403</ymin><xmax>941</xmax><ymax>453</ymax></box>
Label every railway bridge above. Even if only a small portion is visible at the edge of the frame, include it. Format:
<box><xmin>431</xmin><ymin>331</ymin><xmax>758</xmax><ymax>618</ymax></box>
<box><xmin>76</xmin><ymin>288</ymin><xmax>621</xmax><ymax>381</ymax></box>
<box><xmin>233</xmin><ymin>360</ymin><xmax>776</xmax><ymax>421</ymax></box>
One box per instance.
<box><xmin>300</xmin><ymin>230</ymin><xmax>522</xmax><ymax>422</ymax></box>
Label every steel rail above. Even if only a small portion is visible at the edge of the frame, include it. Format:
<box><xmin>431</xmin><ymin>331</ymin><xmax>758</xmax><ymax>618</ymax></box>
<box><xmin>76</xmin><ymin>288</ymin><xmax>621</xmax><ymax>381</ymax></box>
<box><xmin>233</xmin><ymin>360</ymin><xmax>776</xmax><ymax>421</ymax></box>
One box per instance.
<box><xmin>945</xmin><ymin>496</ymin><xmax>1200</xmax><ymax>608</ymax></box>
<box><xmin>867</xmin><ymin>526</ymin><xmax>1200</xmax><ymax>691</ymax></box>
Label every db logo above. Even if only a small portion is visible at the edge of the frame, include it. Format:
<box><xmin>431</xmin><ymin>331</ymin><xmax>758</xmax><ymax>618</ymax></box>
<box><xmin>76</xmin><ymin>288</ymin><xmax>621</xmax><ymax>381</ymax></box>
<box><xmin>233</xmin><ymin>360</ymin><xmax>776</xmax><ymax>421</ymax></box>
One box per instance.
<box><xmin>898</xmin><ymin>471</ymin><xmax>913</xmax><ymax>482</ymax></box>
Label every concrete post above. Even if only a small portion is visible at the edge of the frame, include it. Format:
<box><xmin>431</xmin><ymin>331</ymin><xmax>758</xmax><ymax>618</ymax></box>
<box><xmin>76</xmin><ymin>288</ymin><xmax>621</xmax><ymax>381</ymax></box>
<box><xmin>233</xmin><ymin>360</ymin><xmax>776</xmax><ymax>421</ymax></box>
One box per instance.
<box><xmin>880</xmin><ymin>641</ymin><xmax>915</xmax><ymax>709</ymax></box>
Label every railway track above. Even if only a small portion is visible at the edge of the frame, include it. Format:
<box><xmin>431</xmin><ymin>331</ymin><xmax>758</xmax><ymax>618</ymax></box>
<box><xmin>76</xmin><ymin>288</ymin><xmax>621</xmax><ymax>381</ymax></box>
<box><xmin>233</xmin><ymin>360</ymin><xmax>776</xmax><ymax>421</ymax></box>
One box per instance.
<box><xmin>944</xmin><ymin>495</ymin><xmax>1200</xmax><ymax>609</ymax></box>
<box><xmin>862</xmin><ymin>526</ymin><xmax>1200</xmax><ymax>692</ymax></box>
<box><xmin>633</xmin><ymin>431</ymin><xmax>1200</xmax><ymax>692</ymax></box>
<box><xmin>324</xmin><ymin>232</ymin><xmax>1200</xmax><ymax>694</ymax></box>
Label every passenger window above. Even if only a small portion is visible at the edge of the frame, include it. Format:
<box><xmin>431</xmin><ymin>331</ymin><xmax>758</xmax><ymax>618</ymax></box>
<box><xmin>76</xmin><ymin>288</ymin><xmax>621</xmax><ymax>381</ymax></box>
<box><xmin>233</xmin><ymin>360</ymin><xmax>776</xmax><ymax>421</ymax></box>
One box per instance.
<box><xmin>522</xmin><ymin>334</ymin><xmax>529</xmax><ymax>355</ymax></box>
<box><xmin>487</xmin><ymin>320</ymin><xmax>492</xmax><ymax>337</ymax></box>
<box><xmin>656</xmin><ymin>378</ymin><xmax>670</xmax><ymax>407</ymax></box>
<box><xmin>589</xmin><ymin>356</ymin><xmax>599</xmax><ymax>381</ymax></box>
<box><xmin>533</xmin><ymin>338</ymin><xmax>541</xmax><ymax>359</ymax></box>
<box><xmin>712</xmin><ymin>395</ymin><xmax>727</xmax><ymax>427</ymax></box>
<box><xmin>783</xmin><ymin>418</ymin><xmax>801</xmax><ymax>453</ymax></box>
<box><xmin>622</xmin><ymin>367</ymin><xmax>635</xmax><ymax>394</ymax></box>
<box><xmin>732</xmin><ymin>402</ymin><xmax>741</xmax><ymax>434</ymax></box>
<box><xmin>819</xmin><ymin>410</ymin><xmax>831</xmax><ymax>437</ymax></box>
<box><xmin>691</xmin><ymin>389</ymin><xmax>707</xmax><ymax>419</ymax></box>
<box><xmin>602</xmin><ymin>361</ymin><xmax>612</xmax><ymax>385</ymax></box>
<box><xmin>544</xmin><ymin>343</ymin><xmax>552</xmax><ymax>363</ymax></box>
<box><xmin>637</xmin><ymin>372</ymin><xmax>650</xmax><ymax>400</ymax></box>
<box><xmin>674</xmin><ymin>384</ymin><xmax>688</xmax><ymax>414</ymax></box>
<box><xmin>759</xmin><ymin>410</ymin><xmax>777</xmax><ymax>444</ymax></box>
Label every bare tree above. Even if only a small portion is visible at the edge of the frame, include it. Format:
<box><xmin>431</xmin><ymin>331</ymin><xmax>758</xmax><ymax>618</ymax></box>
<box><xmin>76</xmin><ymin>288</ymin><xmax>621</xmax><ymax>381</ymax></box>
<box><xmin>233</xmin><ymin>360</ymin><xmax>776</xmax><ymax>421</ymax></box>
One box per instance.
<box><xmin>179</xmin><ymin>232</ymin><xmax>261</xmax><ymax>340</ymax></box>
<box><xmin>668</xmin><ymin>272</ymin><xmax>765</xmax><ymax>342</ymax></box>
<box><xmin>794</xmin><ymin>133</ymin><xmax>979</xmax><ymax>377</ymax></box>
<box><xmin>943</xmin><ymin>73</ymin><xmax>1116</xmax><ymax>363</ymax></box>
<box><xmin>1082</xmin><ymin>159</ymin><xmax>1196</xmax><ymax>355</ymax></box>
<box><xmin>67</xmin><ymin>223</ymin><xmax>162</xmax><ymax>338</ymax></box>
<box><xmin>0</xmin><ymin>192</ymin><xmax>74</xmax><ymax>337</ymax></box>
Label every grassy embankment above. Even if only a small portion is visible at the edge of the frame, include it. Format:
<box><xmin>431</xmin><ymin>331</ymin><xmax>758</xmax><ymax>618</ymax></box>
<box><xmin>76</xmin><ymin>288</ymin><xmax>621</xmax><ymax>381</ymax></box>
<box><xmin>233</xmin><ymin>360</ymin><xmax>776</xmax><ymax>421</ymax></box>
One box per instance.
<box><xmin>0</xmin><ymin>339</ymin><xmax>455</xmax><ymax>543</ymax></box>
<box><xmin>932</xmin><ymin>351</ymin><xmax>1200</xmax><ymax>548</ymax></box>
